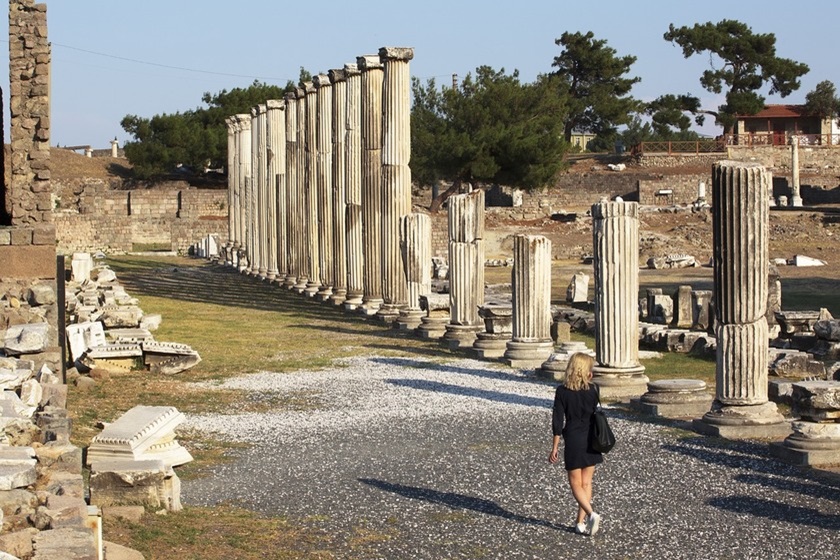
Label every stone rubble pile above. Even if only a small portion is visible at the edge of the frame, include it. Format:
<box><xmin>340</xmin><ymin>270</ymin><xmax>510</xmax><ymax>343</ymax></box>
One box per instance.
<box><xmin>65</xmin><ymin>252</ymin><xmax>201</xmax><ymax>377</ymax></box>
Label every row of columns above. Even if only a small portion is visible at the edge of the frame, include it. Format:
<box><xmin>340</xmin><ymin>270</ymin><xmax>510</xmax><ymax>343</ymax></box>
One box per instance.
<box><xmin>223</xmin><ymin>47</ymin><xmax>419</xmax><ymax>321</ymax></box>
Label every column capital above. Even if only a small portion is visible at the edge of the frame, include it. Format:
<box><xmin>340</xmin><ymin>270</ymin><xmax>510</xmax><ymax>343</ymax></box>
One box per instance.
<box><xmin>313</xmin><ymin>73</ymin><xmax>332</xmax><ymax>88</ymax></box>
<box><xmin>251</xmin><ymin>104</ymin><xmax>266</xmax><ymax>117</ymax></box>
<box><xmin>357</xmin><ymin>54</ymin><xmax>383</xmax><ymax>71</ymax></box>
<box><xmin>303</xmin><ymin>81</ymin><xmax>316</xmax><ymax>95</ymax></box>
<box><xmin>343</xmin><ymin>63</ymin><xmax>360</xmax><ymax>77</ymax></box>
<box><xmin>295</xmin><ymin>87</ymin><xmax>306</xmax><ymax>99</ymax></box>
<box><xmin>235</xmin><ymin>113</ymin><xmax>252</xmax><ymax>130</ymax></box>
<box><xmin>328</xmin><ymin>68</ymin><xmax>347</xmax><ymax>83</ymax></box>
<box><xmin>379</xmin><ymin>47</ymin><xmax>414</xmax><ymax>61</ymax></box>
<box><xmin>266</xmin><ymin>99</ymin><xmax>285</xmax><ymax>111</ymax></box>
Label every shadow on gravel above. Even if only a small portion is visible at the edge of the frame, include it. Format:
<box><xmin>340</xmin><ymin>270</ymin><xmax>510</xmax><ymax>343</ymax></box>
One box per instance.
<box><xmin>371</xmin><ymin>356</ymin><xmax>551</xmax><ymax>387</ymax></box>
<box><xmin>385</xmin><ymin>378</ymin><xmax>552</xmax><ymax>408</ymax></box>
<box><xmin>359</xmin><ymin>478</ymin><xmax>562</xmax><ymax>530</ymax></box>
<box><xmin>707</xmin><ymin>495</ymin><xmax>840</xmax><ymax>530</ymax></box>
<box><xmin>733</xmin><ymin>473</ymin><xmax>840</xmax><ymax>503</ymax></box>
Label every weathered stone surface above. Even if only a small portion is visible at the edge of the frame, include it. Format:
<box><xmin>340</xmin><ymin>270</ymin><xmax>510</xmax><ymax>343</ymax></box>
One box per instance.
<box><xmin>3</xmin><ymin>322</ymin><xmax>50</xmax><ymax>355</ymax></box>
<box><xmin>814</xmin><ymin>319</ymin><xmax>840</xmax><ymax>341</ymax></box>
<box><xmin>87</xmin><ymin>406</ymin><xmax>192</xmax><ymax>467</ymax></box>
<box><xmin>0</xmin><ymin>358</ymin><xmax>34</xmax><ymax>390</ymax></box>
<box><xmin>25</xmin><ymin>284</ymin><xmax>55</xmax><ymax>306</ymax></box>
<box><xmin>99</xmin><ymin>306</ymin><xmax>143</xmax><ymax>328</ymax></box>
<box><xmin>769</xmin><ymin>351</ymin><xmax>826</xmax><ymax>379</ymax></box>
<box><xmin>791</xmin><ymin>381</ymin><xmax>840</xmax><ymax>420</ymax></box>
<box><xmin>34</xmin><ymin>442</ymin><xmax>82</xmax><ymax>473</ymax></box>
<box><xmin>102</xmin><ymin>505</ymin><xmax>145</xmax><ymax>523</ymax></box>
<box><xmin>0</xmin><ymin>463</ymin><xmax>37</xmax><ymax>490</ymax></box>
<box><xmin>41</xmin><ymin>471</ymin><xmax>85</xmax><ymax>499</ymax></box>
<box><xmin>566</xmin><ymin>272</ymin><xmax>589</xmax><ymax>303</ymax></box>
<box><xmin>2</xmin><ymin>418</ymin><xmax>40</xmax><ymax>446</ymax></box>
<box><xmin>0</xmin><ymin>527</ymin><xmax>37</xmax><ymax>559</ymax></box>
<box><xmin>20</xmin><ymin>379</ymin><xmax>42</xmax><ymax>407</ymax></box>
<box><xmin>89</xmin><ymin>460</ymin><xmax>181</xmax><ymax>512</ymax></box>
<box><xmin>103</xmin><ymin>541</ymin><xmax>146</xmax><ymax>560</ymax></box>
<box><xmin>39</xmin><ymin>383</ymin><xmax>67</xmax><ymax>409</ymax></box>
<box><xmin>31</xmin><ymin>526</ymin><xmax>97</xmax><ymax>560</ymax></box>
<box><xmin>32</xmin><ymin>494</ymin><xmax>87</xmax><ymax>529</ymax></box>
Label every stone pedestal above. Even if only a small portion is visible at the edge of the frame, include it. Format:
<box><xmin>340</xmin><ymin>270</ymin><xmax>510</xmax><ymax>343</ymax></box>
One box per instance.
<box><xmin>395</xmin><ymin>213</ymin><xmax>431</xmax><ymax>330</ymax></box>
<box><xmin>343</xmin><ymin>63</ymin><xmax>364</xmax><ymax>310</ymax></box>
<box><xmin>694</xmin><ymin>161</ymin><xmax>789</xmax><ymax>439</ymax></box>
<box><xmin>473</xmin><ymin>302</ymin><xmax>512</xmax><ymax>359</ymax></box>
<box><xmin>417</xmin><ymin>293</ymin><xmax>450</xmax><ymax>339</ymax></box>
<box><xmin>591</xmin><ymin>200</ymin><xmax>648</xmax><ymax>398</ymax></box>
<box><xmin>358</xmin><ymin>55</ymin><xmax>384</xmax><ymax>316</ymax></box>
<box><xmin>538</xmin><ymin>341</ymin><xmax>593</xmax><ymax>381</ymax></box>
<box><xmin>632</xmin><ymin>379</ymin><xmax>714</xmax><ymax>419</ymax></box>
<box><xmin>504</xmin><ymin>235</ymin><xmax>554</xmax><ymax>368</ymax></box>
<box><xmin>377</xmin><ymin>47</ymin><xmax>414</xmax><ymax>324</ymax></box>
<box><xmin>443</xmin><ymin>190</ymin><xmax>485</xmax><ymax>349</ymax></box>
<box><xmin>771</xmin><ymin>380</ymin><xmax>840</xmax><ymax>466</ymax></box>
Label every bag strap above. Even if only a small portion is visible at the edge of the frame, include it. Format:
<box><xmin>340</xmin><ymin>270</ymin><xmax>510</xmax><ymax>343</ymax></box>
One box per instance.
<box><xmin>594</xmin><ymin>383</ymin><xmax>602</xmax><ymax>410</ymax></box>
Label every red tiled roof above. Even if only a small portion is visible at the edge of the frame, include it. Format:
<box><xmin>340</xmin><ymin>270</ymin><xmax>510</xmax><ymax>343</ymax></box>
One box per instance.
<box><xmin>739</xmin><ymin>104</ymin><xmax>807</xmax><ymax>119</ymax></box>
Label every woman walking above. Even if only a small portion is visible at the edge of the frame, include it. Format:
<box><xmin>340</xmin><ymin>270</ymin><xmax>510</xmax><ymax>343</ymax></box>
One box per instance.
<box><xmin>548</xmin><ymin>352</ymin><xmax>603</xmax><ymax>535</ymax></box>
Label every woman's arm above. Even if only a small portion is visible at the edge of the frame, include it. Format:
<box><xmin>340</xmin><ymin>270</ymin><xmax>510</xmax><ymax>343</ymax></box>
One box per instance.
<box><xmin>548</xmin><ymin>434</ymin><xmax>561</xmax><ymax>464</ymax></box>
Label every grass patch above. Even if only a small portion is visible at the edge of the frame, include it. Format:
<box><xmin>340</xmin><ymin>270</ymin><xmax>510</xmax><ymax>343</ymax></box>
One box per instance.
<box><xmin>641</xmin><ymin>352</ymin><xmax>716</xmax><ymax>385</ymax></box>
<box><xmin>131</xmin><ymin>242</ymin><xmax>173</xmax><ymax>252</ymax></box>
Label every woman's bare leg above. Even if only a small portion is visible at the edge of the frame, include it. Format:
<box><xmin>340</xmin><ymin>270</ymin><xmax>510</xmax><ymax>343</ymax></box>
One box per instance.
<box><xmin>567</xmin><ymin>466</ymin><xmax>595</xmax><ymax>524</ymax></box>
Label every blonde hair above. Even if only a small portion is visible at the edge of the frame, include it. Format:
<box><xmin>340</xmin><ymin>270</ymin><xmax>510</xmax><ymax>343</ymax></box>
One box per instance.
<box><xmin>564</xmin><ymin>353</ymin><xmax>594</xmax><ymax>391</ymax></box>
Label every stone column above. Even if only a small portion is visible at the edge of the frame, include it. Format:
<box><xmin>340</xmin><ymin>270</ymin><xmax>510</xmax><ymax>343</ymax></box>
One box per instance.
<box><xmin>343</xmin><ymin>63</ymin><xmax>365</xmax><ymax>310</ymax></box>
<box><xmin>293</xmin><ymin>88</ymin><xmax>310</xmax><ymax>293</ymax></box>
<box><xmin>303</xmin><ymin>82</ymin><xmax>321</xmax><ymax>297</ymax></box>
<box><xmin>377</xmin><ymin>47</ymin><xmax>414</xmax><ymax>323</ymax></box>
<box><xmin>504</xmin><ymin>235</ymin><xmax>554</xmax><ymax>368</ymax></box>
<box><xmin>313</xmin><ymin>75</ymin><xmax>335</xmax><ymax>301</ymax></box>
<box><xmin>790</xmin><ymin>136</ymin><xmax>803</xmax><ymax>207</ymax></box>
<box><xmin>249</xmin><ymin>105</ymin><xmax>263</xmax><ymax>277</ymax></box>
<box><xmin>358</xmin><ymin>55</ymin><xmax>385</xmax><ymax>315</ymax></box>
<box><xmin>443</xmin><ymin>189</ymin><xmax>485</xmax><ymax>349</ymax></box>
<box><xmin>329</xmin><ymin>68</ymin><xmax>348</xmax><ymax>306</ymax></box>
<box><xmin>258</xmin><ymin>104</ymin><xmax>272</xmax><ymax>280</ymax></box>
<box><xmin>224</xmin><ymin>117</ymin><xmax>236</xmax><ymax>266</ymax></box>
<box><xmin>591</xmin><ymin>200</ymin><xmax>649</xmax><ymax>398</ymax></box>
<box><xmin>237</xmin><ymin>115</ymin><xmax>252</xmax><ymax>273</ymax></box>
<box><xmin>266</xmin><ymin>99</ymin><xmax>285</xmax><ymax>283</ymax></box>
<box><xmin>395</xmin><ymin>213</ymin><xmax>431</xmax><ymax>330</ymax></box>
<box><xmin>694</xmin><ymin>161</ymin><xmax>788</xmax><ymax>439</ymax></box>
<box><xmin>283</xmin><ymin>93</ymin><xmax>299</xmax><ymax>288</ymax></box>
<box><xmin>473</xmin><ymin>301</ymin><xmax>513</xmax><ymax>359</ymax></box>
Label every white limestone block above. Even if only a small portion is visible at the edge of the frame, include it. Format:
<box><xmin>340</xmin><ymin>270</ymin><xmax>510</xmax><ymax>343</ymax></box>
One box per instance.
<box><xmin>3</xmin><ymin>323</ymin><xmax>49</xmax><ymax>356</ymax></box>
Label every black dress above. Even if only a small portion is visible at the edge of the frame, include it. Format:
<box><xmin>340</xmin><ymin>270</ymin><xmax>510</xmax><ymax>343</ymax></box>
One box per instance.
<box><xmin>552</xmin><ymin>384</ymin><xmax>603</xmax><ymax>471</ymax></box>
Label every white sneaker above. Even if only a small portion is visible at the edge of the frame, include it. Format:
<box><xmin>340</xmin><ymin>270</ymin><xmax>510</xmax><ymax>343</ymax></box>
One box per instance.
<box><xmin>586</xmin><ymin>511</ymin><xmax>601</xmax><ymax>536</ymax></box>
<box><xmin>575</xmin><ymin>521</ymin><xmax>588</xmax><ymax>535</ymax></box>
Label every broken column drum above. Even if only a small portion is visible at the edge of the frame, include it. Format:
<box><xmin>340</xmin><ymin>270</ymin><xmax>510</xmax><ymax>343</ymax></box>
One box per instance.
<box><xmin>314</xmin><ymin>74</ymin><xmax>335</xmax><ymax>300</ymax></box>
<box><xmin>358</xmin><ymin>55</ymin><xmax>385</xmax><ymax>315</ymax></box>
<box><xmin>444</xmin><ymin>189</ymin><xmax>485</xmax><ymax>348</ymax></box>
<box><xmin>343</xmin><ymin>63</ymin><xmax>365</xmax><ymax>310</ymax></box>
<box><xmin>591</xmin><ymin>200</ymin><xmax>648</xmax><ymax>397</ymax></box>
<box><xmin>695</xmin><ymin>161</ymin><xmax>788</xmax><ymax>439</ymax></box>
<box><xmin>504</xmin><ymin>235</ymin><xmax>554</xmax><ymax>367</ymax></box>
<box><xmin>329</xmin><ymin>68</ymin><xmax>349</xmax><ymax>305</ymax></box>
<box><xmin>396</xmin><ymin>212</ymin><xmax>431</xmax><ymax>330</ymax></box>
<box><xmin>303</xmin><ymin>82</ymin><xmax>321</xmax><ymax>296</ymax></box>
<box><xmin>377</xmin><ymin>47</ymin><xmax>414</xmax><ymax>323</ymax></box>
<box><xmin>283</xmin><ymin>93</ymin><xmax>300</xmax><ymax>288</ymax></box>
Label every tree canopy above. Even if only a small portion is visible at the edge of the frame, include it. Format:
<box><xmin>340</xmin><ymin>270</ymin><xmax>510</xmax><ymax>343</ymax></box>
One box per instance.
<box><xmin>410</xmin><ymin>66</ymin><xmax>568</xmax><ymax>210</ymax></box>
<box><xmin>664</xmin><ymin>19</ymin><xmax>809</xmax><ymax>132</ymax></box>
<box><xmin>805</xmin><ymin>80</ymin><xmax>840</xmax><ymax>123</ymax></box>
<box><xmin>551</xmin><ymin>31</ymin><xmax>641</xmax><ymax>144</ymax></box>
<box><xmin>121</xmin><ymin>80</ymin><xmax>296</xmax><ymax>179</ymax></box>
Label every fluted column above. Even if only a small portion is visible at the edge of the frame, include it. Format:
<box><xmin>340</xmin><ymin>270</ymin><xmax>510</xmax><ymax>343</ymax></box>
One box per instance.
<box><xmin>224</xmin><ymin>117</ymin><xmax>236</xmax><ymax>266</ymax></box>
<box><xmin>283</xmin><ymin>93</ymin><xmax>299</xmax><ymax>288</ymax></box>
<box><xmin>790</xmin><ymin>136</ymin><xmax>802</xmax><ymax>207</ymax></box>
<box><xmin>266</xmin><ymin>99</ymin><xmax>285</xmax><ymax>283</ymax></box>
<box><xmin>504</xmin><ymin>235</ymin><xmax>554</xmax><ymax>367</ymax></box>
<box><xmin>395</xmin><ymin>213</ymin><xmax>431</xmax><ymax>330</ymax></box>
<box><xmin>293</xmin><ymin>88</ymin><xmax>309</xmax><ymax>293</ymax></box>
<box><xmin>313</xmin><ymin>74</ymin><xmax>335</xmax><ymax>301</ymax></box>
<box><xmin>444</xmin><ymin>189</ymin><xmax>485</xmax><ymax>349</ymax></box>
<box><xmin>695</xmin><ymin>161</ymin><xmax>788</xmax><ymax>439</ymax></box>
<box><xmin>329</xmin><ymin>68</ymin><xmax>349</xmax><ymax>306</ymax></box>
<box><xmin>249</xmin><ymin>105</ymin><xmax>263</xmax><ymax>277</ymax></box>
<box><xmin>358</xmin><ymin>55</ymin><xmax>384</xmax><ymax>315</ymax></box>
<box><xmin>377</xmin><ymin>47</ymin><xmax>414</xmax><ymax>323</ymax></box>
<box><xmin>303</xmin><ymin>82</ymin><xmax>321</xmax><ymax>297</ymax></box>
<box><xmin>343</xmin><ymin>63</ymin><xmax>364</xmax><ymax>310</ymax></box>
<box><xmin>237</xmin><ymin>115</ymin><xmax>252</xmax><ymax>273</ymax></box>
<box><xmin>591</xmin><ymin>200</ymin><xmax>648</xmax><ymax>398</ymax></box>
<box><xmin>258</xmin><ymin>104</ymin><xmax>271</xmax><ymax>279</ymax></box>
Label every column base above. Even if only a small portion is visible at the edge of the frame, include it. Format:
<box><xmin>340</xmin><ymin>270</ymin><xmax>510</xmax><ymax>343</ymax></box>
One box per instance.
<box><xmin>258</xmin><ymin>267</ymin><xmax>268</xmax><ymax>280</ymax></box>
<box><xmin>329</xmin><ymin>290</ymin><xmax>347</xmax><ymax>306</ymax></box>
<box><xmin>592</xmin><ymin>365</ymin><xmax>649</xmax><ymax>400</ymax></box>
<box><xmin>304</xmin><ymin>282</ymin><xmax>321</xmax><ymax>298</ymax></box>
<box><xmin>283</xmin><ymin>276</ymin><xmax>297</xmax><ymax>289</ymax></box>
<box><xmin>473</xmin><ymin>333</ymin><xmax>511</xmax><ymax>359</ymax></box>
<box><xmin>443</xmin><ymin>324</ymin><xmax>482</xmax><ymax>350</ymax></box>
<box><xmin>416</xmin><ymin>317</ymin><xmax>449</xmax><ymax>340</ymax></box>
<box><xmin>631</xmin><ymin>379</ymin><xmax>714</xmax><ymax>419</ymax></box>
<box><xmin>376</xmin><ymin>304</ymin><xmax>402</xmax><ymax>325</ymax></box>
<box><xmin>315</xmin><ymin>286</ymin><xmax>333</xmax><ymax>302</ymax></box>
<box><xmin>504</xmin><ymin>340</ymin><xmax>554</xmax><ymax>369</ymax></box>
<box><xmin>343</xmin><ymin>294</ymin><xmax>364</xmax><ymax>311</ymax></box>
<box><xmin>692</xmin><ymin>400</ymin><xmax>791</xmax><ymax>440</ymax></box>
<box><xmin>395</xmin><ymin>309</ymin><xmax>424</xmax><ymax>331</ymax></box>
<box><xmin>358</xmin><ymin>298</ymin><xmax>384</xmax><ymax>317</ymax></box>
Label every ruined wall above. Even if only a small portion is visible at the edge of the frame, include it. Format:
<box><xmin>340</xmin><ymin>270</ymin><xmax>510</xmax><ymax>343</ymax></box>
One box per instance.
<box><xmin>638</xmin><ymin>173</ymin><xmax>711</xmax><ymax>206</ymax></box>
<box><xmin>8</xmin><ymin>0</ymin><xmax>50</xmax><ymax>225</ymax></box>
<box><xmin>727</xmin><ymin>144</ymin><xmax>840</xmax><ymax>171</ymax></box>
<box><xmin>54</xmin><ymin>182</ymin><xmax>228</xmax><ymax>254</ymax></box>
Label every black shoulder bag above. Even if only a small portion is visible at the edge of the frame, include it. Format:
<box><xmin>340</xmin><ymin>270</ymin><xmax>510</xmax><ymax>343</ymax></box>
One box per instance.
<box><xmin>591</xmin><ymin>387</ymin><xmax>616</xmax><ymax>453</ymax></box>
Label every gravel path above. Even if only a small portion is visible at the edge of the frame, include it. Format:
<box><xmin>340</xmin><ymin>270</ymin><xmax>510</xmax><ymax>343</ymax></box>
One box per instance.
<box><xmin>182</xmin><ymin>355</ymin><xmax>840</xmax><ymax>559</ymax></box>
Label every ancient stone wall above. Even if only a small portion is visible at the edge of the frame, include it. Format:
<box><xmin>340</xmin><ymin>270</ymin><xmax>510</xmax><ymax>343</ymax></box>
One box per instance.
<box><xmin>7</xmin><ymin>0</ymin><xmax>50</xmax><ymax>225</ymax></box>
<box><xmin>53</xmin><ymin>182</ymin><xmax>227</xmax><ymax>254</ymax></box>
<box><xmin>727</xmin><ymin>144</ymin><xmax>840</xmax><ymax>172</ymax></box>
<box><xmin>638</xmin><ymin>173</ymin><xmax>711</xmax><ymax>206</ymax></box>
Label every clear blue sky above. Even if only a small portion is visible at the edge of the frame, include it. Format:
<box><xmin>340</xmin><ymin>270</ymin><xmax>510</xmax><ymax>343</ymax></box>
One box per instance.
<box><xmin>2</xmin><ymin>0</ymin><xmax>838</xmax><ymax>148</ymax></box>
